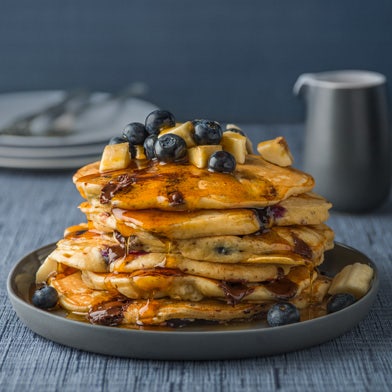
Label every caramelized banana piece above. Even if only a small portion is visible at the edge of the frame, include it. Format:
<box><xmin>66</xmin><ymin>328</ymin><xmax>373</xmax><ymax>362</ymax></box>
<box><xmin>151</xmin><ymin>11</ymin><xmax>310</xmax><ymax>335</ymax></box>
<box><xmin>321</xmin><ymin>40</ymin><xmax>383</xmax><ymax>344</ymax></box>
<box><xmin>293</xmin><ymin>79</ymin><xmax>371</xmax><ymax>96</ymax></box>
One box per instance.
<box><xmin>221</xmin><ymin>131</ymin><xmax>247</xmax><ymax>164</ymax></box>
<box><xmin>188</xmin><ymin>145</ymin><xmax>222</xmax><ymax>168</ymax></box>
<box><xmin>328</xmin><ymin>263</ymin><xmax>374</xmax><ymax>299</ymax></box>
<box><xmin>36</xmin><ymin>256</ymin><xmax>58</xmax><ymax>283</ymax></box>
<box><xmin>99</xmin><ymin>142</ymin><xmax>131</xmax><ymax>173</ymax></box>
<box><xmin>226</xmin><ymin>123</ymin><xmax>254</xmax><ymax>153</ymax></box>
<box><xmin>257</xmin><ymin>137</ymin><xmax>294</xmax><ymax>167</ymax></box>
<box><xmin>159</xmin><ymin>121</ymin><xmax>196</xmax><ymax>148</ymax></box>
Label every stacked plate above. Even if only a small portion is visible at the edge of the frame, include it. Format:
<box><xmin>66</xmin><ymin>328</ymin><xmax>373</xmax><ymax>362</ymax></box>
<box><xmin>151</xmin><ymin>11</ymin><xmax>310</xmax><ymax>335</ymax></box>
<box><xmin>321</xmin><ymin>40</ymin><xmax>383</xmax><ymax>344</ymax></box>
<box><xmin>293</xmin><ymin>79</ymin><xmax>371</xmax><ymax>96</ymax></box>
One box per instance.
<box><xmin>0</xmin><ymin>91</ymin><xmax>158</xmax><ymax>169</ymax></box>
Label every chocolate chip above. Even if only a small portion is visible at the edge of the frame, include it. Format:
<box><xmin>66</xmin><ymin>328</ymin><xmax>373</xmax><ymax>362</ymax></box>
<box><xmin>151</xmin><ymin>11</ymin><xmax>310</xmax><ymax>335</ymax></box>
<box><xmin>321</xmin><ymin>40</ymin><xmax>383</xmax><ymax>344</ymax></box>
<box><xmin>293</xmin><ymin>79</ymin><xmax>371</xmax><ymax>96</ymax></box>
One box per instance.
<box><xmin>168</xmin><ymin>191</ymin><xmax>184</xmax><ymax>206</ymax></box>
<box><xmin>87</xmin><ymin>299</ymin><xmax>130</xmax><ymax>326</ymax></box>
<box><xmin>292</xmin><ymin>234</ymin><xmax>313</xmax><ymax>259</ymax></box>
<box><xmin>218</xmin><ymin>280</ymin><xmax>254</xmax><ymax>305</ymax></box>
<box><xmin>100</xmin><ymin>174</ymin><xmax>135</xmax><ymax>204</ymax></box>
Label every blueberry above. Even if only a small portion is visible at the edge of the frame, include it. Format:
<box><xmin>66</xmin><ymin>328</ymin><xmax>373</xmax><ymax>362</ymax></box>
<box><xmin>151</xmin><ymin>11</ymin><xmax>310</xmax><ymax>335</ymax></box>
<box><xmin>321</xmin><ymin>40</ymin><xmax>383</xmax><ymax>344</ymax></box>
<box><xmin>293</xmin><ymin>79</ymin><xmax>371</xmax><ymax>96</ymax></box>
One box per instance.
<box><xmin>327</xmin><ymin>293</ymin><xmax>356</xmax><ymax>314</ymax></box>
<box><xmin>109</xmin><ymin>136</ymin><xmax>127</xmax><ymax>144</ymax></box>
<box><xmin>154</xmin><ymin>134</ymin><xmax>187</xmax><ymax>163</ymax></box>
<box><xmin>215</xmin><ymin>246</ymin><xmax>231</xmax><ymax>255</ymax></box>
<box><xmin>145</xmin><ymin>110</ymin><xmax>176</xmax><ymax>135</ymax></box>
<box><xmin>267</xmin><ymin>302</ymin><xmax>300</xmax><ymax>327</ymax></box>
<box><xmin>208</xmin><ymin>151</ymin><xmax>236</xmax><ymax>173</ymax></box>
<box><xmin>32</xmin><ymin>285</ymin><xmax>58</xmax><ymax>309</ymax></box>
<box><xmin>143</xmin><ymin>134</ymin><xmax>158</xmax><ymax>160</ymax></box>
<box><xmin>193</xmin><ymin>120</ymin><xmax>223</xmax><ymax>145</ymax></box>
<box><xmin>224</xmin><ymin>127</ymin><xmax>246</xmax><ymax>136</ymax></box>
<box><xmin>122</xmin><ymin>122</ymin><xmax>148</xmax><ymax>145</ymax></box>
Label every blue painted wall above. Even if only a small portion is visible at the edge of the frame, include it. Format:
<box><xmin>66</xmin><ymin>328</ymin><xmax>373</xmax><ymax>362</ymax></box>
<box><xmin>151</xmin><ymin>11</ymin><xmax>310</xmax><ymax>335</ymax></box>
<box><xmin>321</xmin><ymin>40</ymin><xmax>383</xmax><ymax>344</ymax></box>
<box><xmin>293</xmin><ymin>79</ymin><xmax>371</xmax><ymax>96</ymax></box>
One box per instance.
<box><xmin>1</xmin><ymin>1</ymin><xmax>391</xmax><ymax>122</ymax></box>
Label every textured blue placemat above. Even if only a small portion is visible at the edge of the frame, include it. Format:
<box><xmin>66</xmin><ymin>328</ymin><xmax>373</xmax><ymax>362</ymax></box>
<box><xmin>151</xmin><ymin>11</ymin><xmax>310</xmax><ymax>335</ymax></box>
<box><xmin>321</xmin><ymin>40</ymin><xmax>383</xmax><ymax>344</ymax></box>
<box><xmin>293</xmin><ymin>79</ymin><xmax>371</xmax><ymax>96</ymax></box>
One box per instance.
<box><xmin>0</xmin><ymin>124</ymin><xmax>391</xmax><ymax>392</ymax></box>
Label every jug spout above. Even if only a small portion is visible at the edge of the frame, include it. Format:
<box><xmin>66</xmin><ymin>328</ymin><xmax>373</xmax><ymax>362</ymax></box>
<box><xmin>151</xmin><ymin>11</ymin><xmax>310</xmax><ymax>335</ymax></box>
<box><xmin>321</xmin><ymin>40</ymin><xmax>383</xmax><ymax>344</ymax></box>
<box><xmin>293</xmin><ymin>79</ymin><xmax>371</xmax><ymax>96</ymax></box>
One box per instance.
<box><xmin>293</xmin><ymin>73</ymin><xmax>315</xmax><ymax>96</ymax></box>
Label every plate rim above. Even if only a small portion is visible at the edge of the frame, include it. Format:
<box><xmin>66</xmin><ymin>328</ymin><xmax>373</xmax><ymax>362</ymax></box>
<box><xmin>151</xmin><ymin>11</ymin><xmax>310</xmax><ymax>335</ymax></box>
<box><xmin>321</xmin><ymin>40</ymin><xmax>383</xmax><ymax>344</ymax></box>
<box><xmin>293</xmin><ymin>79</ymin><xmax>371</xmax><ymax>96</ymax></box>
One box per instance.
<box><xmin>0</xmin><ymin>155</ymin><xmax>100</xmax><ymax>170</ymax></box>
<box><xmin>0</xmin><ymin>90</ymin><xmax>158</xmax><ymax>147</ymax></box>
<box><xmin>6</xmin><ymin>241</ymin><xmax>379</xmax><ymax>359</ymax></box>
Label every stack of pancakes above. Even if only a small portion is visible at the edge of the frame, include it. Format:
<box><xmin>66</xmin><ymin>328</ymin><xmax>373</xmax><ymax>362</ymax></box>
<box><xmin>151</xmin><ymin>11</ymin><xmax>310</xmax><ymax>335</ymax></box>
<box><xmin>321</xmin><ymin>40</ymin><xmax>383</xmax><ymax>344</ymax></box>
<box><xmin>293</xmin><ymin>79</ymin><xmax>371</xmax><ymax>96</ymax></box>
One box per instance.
<box><xmin>36</xmin><ymin>139</ymin><xmax>334</xmax><ymax>327</ymax></box>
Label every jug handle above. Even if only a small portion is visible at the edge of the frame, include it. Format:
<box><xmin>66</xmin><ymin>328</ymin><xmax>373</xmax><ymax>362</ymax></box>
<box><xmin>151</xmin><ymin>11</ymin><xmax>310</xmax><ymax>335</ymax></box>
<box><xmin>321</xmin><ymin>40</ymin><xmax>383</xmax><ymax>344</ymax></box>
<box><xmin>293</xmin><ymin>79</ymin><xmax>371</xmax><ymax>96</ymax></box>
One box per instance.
<box><xmin>293</xmin><ymin>73</ymin><xmax>314</xmax><ymax>96</ymax></box>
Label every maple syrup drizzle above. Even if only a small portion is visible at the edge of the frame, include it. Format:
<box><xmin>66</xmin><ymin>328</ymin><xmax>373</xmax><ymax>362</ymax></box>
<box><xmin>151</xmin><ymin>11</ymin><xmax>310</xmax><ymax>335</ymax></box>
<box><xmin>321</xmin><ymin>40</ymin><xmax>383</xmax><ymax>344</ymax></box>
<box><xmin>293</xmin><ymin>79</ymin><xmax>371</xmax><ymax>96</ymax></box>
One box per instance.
<box><xmin>218</xmin><ymin>281</ymin><xmax>255</xmax><ymax>305</ymax></box>
<box><xmin>265</xmin><ymin>278</ymin><xmax>298</xmax><ymax>299</ymax></box>
<box><xmin>136</xmin><ymin>298</ymin><xmax>162</xmax><ymax>325</ymax></box>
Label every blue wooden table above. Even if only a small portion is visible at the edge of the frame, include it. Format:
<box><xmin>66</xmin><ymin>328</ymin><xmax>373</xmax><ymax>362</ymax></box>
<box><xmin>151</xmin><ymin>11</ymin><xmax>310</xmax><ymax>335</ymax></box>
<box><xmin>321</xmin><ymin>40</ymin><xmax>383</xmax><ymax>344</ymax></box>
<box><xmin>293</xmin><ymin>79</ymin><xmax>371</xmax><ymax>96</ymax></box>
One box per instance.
<box><xmin>0</xmin><ymin>124</ymin><xmax>390</xmax><ymax>391</ymax></box>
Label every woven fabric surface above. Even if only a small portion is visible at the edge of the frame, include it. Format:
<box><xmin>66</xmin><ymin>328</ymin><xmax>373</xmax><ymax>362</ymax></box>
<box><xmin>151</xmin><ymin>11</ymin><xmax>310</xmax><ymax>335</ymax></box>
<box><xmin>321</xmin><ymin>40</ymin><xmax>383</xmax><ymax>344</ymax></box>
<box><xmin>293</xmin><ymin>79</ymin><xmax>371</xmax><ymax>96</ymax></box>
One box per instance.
<box><xmin>0</xmin><ymin>124</ymin><xmax>391</xmax><ymax>392</ymax></box>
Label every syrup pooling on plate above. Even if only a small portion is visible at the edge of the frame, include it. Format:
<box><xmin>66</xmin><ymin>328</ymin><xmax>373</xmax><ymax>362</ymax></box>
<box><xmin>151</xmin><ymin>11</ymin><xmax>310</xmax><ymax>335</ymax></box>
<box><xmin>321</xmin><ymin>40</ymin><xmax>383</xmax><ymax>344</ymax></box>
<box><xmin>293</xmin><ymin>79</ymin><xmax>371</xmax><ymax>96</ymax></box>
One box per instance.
<box><xmin>33</xmin><ymin>109</ymin><xmax>374</xmax><ymax>328</ymax></box>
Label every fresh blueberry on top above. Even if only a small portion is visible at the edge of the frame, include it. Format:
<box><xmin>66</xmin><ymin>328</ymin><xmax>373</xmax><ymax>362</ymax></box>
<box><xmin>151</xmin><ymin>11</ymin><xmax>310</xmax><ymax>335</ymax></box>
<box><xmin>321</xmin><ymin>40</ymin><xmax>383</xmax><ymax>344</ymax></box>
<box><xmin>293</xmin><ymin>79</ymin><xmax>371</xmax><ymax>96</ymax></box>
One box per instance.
<box><xmin>143</xmin><ymin>134</ymin><xmax>158</xmax><ymax>160</ymax></box>
<box><xmin>145</xmin><ymin>110</ymin><xmax>176</xmax><ymax>135</ymax></box>
<box><xmin>32</xmin><ymin>285</ymin><xmax>59</xmax><ymax>309</ymax></box>
<box><xmin>193</xmin><ymin>119</ymin><xmax>223</xmax><ymax>145</ymax></box>
<box><xmin>224</xmin><ymin>127</ymin><xmax>246</xmax><ymax>136</ymax></box>
<box><xmin>267</xmin><ymin>302</ymin><xmax>300</xmax><ymax>327</ymax></box>
<box><xmin>327</xmin><ymin>293</ymin><xmax>356</xmax><ymax>314</ymax></box>
<box><xmin>154</xmin><ymin>134</ymin><xmax>187</xmax><ymax>163</ymax></box>
<box><xmin>122</xmin><ymin>122</ymin><xmax>148</xmax><ymax>145</ymax></box>
<box><xmin>109</xmin><ymin>136</ymin><xmax>127</xmax><ymax>144</ymax></box>
<box><xmin>208</xmin><ymin>150</ymin><xmax>236</xmax><ymax>173</ymax></box>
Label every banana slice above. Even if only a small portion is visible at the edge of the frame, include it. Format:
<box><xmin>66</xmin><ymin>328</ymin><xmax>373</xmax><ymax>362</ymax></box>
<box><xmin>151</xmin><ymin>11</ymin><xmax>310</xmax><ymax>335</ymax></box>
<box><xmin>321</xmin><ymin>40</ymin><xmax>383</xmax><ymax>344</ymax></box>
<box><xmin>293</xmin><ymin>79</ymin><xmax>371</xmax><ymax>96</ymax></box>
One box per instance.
<box><xmin>257</xmin><ymin>137</ymin><xmax>294</xmax><ymax>167</ymax></box>
<box><xmin>50</xmin><ymin>272</ymin><xmax>115</xmax><ymax>313</ymax></box>
<box><xmin>221</xmin><ymin>131</ymin><xmax>247</xmax><ymax>164</ymax></box>
<box><xmin>159</xmin><ymin>121</ymin><xmax>196</xmax><ymax>148</ymax></box>
<box><xmin>99</xmin><ymin>142</ymin><xmax>131</xmax><ymax>173</ymax></box>
<box><xmin>226</xmin><ymin>124</ymin><xmax>254</xmax><ymax>153</ymax></box>
<box><xmin>36</xmin><ymin>256</ymin><xmax>58</xmax><ymax>283</ymax></box>
<box><xmin>188</xmin><ymin>145</ymin><xmax>223</xmax><ymax>168</ymax></box>
<box><xmin>328</xmin><ymin>263</ymin><xmax>374</xmax><ymax>299</ymax></box>
<box><xmin>134</xmin><ymin>145</ymin><xmax>146</xmax><ymax>160</ymax></box>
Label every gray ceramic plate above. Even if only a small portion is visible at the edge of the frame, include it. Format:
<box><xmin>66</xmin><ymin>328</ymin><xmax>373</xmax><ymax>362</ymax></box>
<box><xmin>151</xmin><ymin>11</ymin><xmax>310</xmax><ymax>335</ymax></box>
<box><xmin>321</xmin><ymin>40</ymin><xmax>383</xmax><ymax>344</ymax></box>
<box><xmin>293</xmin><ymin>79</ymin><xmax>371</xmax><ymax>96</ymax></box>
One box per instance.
<box><xmin>7</xmin><ymin>242</ymin><xmax>378</xmax><ymax>360</ymax></box>
<box><xmin>0</xmin><ymin>91</ymin><xmax>157</xmax><ymax>147</ymax></box>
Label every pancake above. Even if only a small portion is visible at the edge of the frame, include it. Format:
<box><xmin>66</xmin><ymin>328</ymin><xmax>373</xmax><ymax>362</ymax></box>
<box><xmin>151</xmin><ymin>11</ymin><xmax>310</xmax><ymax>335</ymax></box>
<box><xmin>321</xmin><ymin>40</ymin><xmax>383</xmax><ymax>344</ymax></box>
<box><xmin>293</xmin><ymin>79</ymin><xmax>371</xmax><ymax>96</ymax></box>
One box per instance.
<box><xmin>37</xmin><ymin>227</ymin><xmax>113</xmax><ymax>274</ymax></box>
<box><xmin>51</xmin><ymin>265</ymin><xmax>317</xmax><ymax>308</ymax></box>
<box><xmin>109</xmin><ymin>254</ymin><xmax>301</xmax><ymax>277</ymax></box>
<box><xmin>36</xmin><ymin>222</ymin><xmax>333</xmax><ymax>283</ymax></box>
<box><xmin>79</xmin><ymin>191</ymin><xmax>332</xmax><ymax>239</ymax></box>
<box><xmin>174</xmin><ymin>224</ymin><xmax>334</xmax><ymax>263</ymax></box>
<box><xmin>92</xmin><ymin>298</ymin><xmax>271</xmax><ymax>326</ymax></box>
<box><xmin>49</xmin><ymin>270</ymin><xmax>331</xmax><ymax>326</ymax></box>
<box><xmin>73</xmin><ymin>154</ymin><xmax>314</xmax><ymax>211</ymax></box>
<box><xmin>104</xmin><ymin>273</ymin><xmax>331</xmax><ymax>326</ymax></box>
<box><xmin>50</xmin><ymin>271</ymin><xmax>115</xmax><ymax>313</ymax></box>
<box><xmin>38</xmin><ymin>246</ymin><xmax>314</xmax><ymax>283</ymax></box>
<box><xmin>80</xmin><ymin>267</ymin><xmax>312</xmax><ymax>303</ymax></box>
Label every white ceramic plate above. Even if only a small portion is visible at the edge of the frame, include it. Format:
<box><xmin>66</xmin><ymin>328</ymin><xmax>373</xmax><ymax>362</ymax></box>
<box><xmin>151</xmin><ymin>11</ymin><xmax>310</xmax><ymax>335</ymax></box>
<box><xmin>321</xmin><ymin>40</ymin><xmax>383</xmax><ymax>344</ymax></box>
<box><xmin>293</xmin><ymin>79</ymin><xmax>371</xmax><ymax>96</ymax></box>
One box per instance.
<box><xmin>7</xmin><ymin>242</ymin><xmax>378</xmax><ymax>360</ymax></box>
